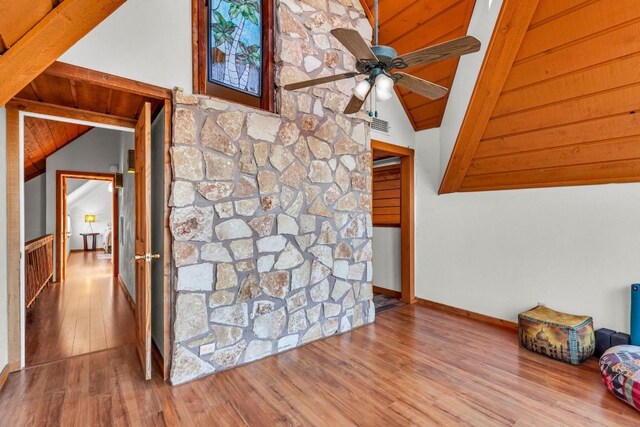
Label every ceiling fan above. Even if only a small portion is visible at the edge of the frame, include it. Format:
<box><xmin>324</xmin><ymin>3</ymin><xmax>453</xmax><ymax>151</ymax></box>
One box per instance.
<box><xmin>284</xmin><ymin>1</ymin><xmax>481</xmax><ymax>115</ymax></box>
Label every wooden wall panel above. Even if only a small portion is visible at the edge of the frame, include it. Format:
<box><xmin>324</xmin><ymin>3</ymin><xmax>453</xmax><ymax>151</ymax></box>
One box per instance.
<box><xmin>372</xmin><ymin>164</ymin><xmax>401</xmax><ymax>226</ymax></box>
<box><xmin>441</xmin><ymin>0</ymin><xmax>640</xmax><ymax>192</ymax></box>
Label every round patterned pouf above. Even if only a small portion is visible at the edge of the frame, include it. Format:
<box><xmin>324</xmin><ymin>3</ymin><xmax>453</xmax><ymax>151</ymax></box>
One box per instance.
<box><xmin>600</xmin><ymin>345</ymin><xmax>640</xmax><ymax>411</ymax></box>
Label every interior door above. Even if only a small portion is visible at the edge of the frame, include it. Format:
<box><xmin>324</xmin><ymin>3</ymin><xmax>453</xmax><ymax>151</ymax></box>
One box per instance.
<box><xmin>134</xmin><ymin>102</ymin><xmax>153</xmax><ymax>380</ymax></box>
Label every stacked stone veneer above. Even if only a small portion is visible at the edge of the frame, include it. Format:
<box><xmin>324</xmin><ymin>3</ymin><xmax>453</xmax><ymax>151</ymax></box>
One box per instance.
<box><xmin>169</xmin><ymin>0</ymin><xmax>375</xmax><ymax>384</ymax></box>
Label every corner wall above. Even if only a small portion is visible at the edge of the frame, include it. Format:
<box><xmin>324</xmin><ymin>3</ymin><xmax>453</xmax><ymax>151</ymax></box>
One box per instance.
<box><xmin>0</xmin><ymin>107</ymin><xmax>8</xmax><ymax>371</ymax></box>
<box><xmin>168</xmin><ymin>0</ymin><xmax>375</xmax><ymax>384</ymax></box>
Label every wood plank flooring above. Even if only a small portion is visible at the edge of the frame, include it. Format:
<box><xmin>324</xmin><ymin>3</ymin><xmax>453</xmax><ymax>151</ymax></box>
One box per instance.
<box><xmin>3</xmin><ymin>303</ymin><xmax>638</xmax><ymax>425</ymax></box>
<box><xmin>25</xmin><ymin>251</ymin><xmax>135</xmax><ymax>367</ymax></box>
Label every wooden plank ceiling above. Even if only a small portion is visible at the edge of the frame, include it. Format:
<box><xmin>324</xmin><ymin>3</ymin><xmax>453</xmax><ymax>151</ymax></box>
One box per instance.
<box><xmin>362</xmin><ymin>0</ymin><xmax>477</xmax><ymax>131</ymax></box>
<box><xmin>448</xmin><ymin>0</ymin><xmax>640</xmax><ymax>192</ymax></box>
<box><xmin>23</xmin><ymin>118</ymin><xmax>91</xmax><ymax>181</ymax></box>
<box><xmin>15</xmin><ymin>64</ymin><xmax>164</xmax><ymax>181</ymax></box>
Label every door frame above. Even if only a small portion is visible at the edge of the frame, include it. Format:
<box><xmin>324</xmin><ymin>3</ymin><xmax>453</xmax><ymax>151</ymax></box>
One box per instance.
<box><xmin>56</xmin><ymin>170</ymin><xmax>120</xmax><ymax>282</ymax></box>
<box><xmin>5</xmin><ymin>63</ymin><xmax>174</xmax><ymax>379</ymax></box>
<box><xmin>371</xmin><ymin>140</ymin><xmax>415</xmax><ymax>303</ymax></box>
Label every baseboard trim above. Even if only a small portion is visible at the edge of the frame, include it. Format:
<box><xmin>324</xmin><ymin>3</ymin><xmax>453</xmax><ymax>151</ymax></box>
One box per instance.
<box><xmin>117</xmin><ymin>274</ymin><xmax>136</xmax><ymax>313</ymax></box>
<box><xmin>415</xmin><ymin>298</ymin><xmax>518</xmax><ymax>331</ymax></box>
<box><xmin>373</xmin><ymin>285</ymin><xmax>402</xmax><ymax>299</ymax></box>
<box><xmin>0</xmin><ymin>364</ymin><xmax>9</xmax><ymax>392</ymax></box>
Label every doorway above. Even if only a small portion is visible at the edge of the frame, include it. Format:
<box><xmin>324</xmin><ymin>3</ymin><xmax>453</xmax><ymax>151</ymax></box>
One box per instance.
<box><xmin>5</xmin><ymin>62</ymin><xmax>173</xmax><ymax>380</ymax></box>
<box><xmin>371</xmin><ymin>140</ymin><xmax>415</xmax><ymax>307</ymax></box>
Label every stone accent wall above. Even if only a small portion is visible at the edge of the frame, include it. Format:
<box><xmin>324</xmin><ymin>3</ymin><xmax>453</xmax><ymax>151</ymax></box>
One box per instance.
<box><xmin>169</xmin><ymin>0</ymin><xmax>374</xmax><ymax>385</ymax></box>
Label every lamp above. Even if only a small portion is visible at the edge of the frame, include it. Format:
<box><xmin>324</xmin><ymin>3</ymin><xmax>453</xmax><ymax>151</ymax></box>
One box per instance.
<box><xmin>84</xmin><ymin>214</ymin><xmax>96</xmax><ymax>233</ymax></box>
<box><xmin>353</xmin><ymin>79</ymin><xmax>371</xmax><ymax>101</ymax></box>
<box><xmin>375</xmin><ymin>73</ymin><xmax>394</xmax><ymax>101</ymax></box>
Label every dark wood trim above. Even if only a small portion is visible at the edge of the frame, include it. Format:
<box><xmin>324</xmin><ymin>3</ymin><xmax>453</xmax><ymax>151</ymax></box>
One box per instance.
<box><xmin>45</xmin><ymin>62</ymin><xmax>173</xmax><ymax>100</ymax></box>
<box><xmin>371</xmin><ymin>140</ymin><xmax>415</xmax><ymax>304</ymax></box>
<box><xmin>6</xmin><ymin>107</ymin><xmax>21</xmax><ymax>372</ymax></box>
<box><xmin>8</xmin><ymin>98</ymin><xmax>137</xmax><ymax>128</ymax></box>
<box><xmin>372</xmin><ymin>286</ymin><xmax>402</xmax><ymax>299</ymax></box>
<box><xmin>117</xmin><ymin>274</ymin><xmax>136</xmax><ymax>313</ymax></box>
<box><xmin>55</xmin><ymin>170</ymin><xmax>120</xmax><ymax>282</ymax></box>
<box><xmin>0</xmin><ymin>364</ymin><xmax>9</xmax><ymax>393</ymax></box>
<box><xmin>415</xmin><ymin>298</ymin><xmax>518</xmax><ymax>331</ymax></box>
<box><xmin>162</xmin><ymin>99</ymin><xmax>172</xmax><ymax>381</ymax></box>
<box><xmin>192</xmin><ymin>0</ymin><xmax>275</xmax><ymax>112</ymax></box>
<box><xmin>439</xmin><ymin>0</ymin><xmax>540</xmax><ymax>194</ymax></box>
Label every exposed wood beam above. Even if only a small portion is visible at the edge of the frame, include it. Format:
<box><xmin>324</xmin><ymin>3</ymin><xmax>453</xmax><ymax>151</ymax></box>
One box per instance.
<box><xmin>45</xmin><ymin>62</ymin><xmax>173</xmax><ymax>100</ymax></box>
<box><xmin>29</xmin><ymin>81</ymin><xmax>43</xmax><ymax>102</ymax></box>
<box><xmin>8</xmin><ymin>98</ymin><xmax>137</xmax><ymax>128</ymax></box>
<box><xmin>439</xmin><ymin>0</ymin><xmax>540</xmax><ymax>194</ymax></box>
<box><xmin>0</xmin><ymin>0</ymin><xmax>126</xmax><ymax>106</ymax></box>
<box><xmin>69</xmin><ymin>80</ymin><xmax>79</xmax><ymax>108</ymax></box>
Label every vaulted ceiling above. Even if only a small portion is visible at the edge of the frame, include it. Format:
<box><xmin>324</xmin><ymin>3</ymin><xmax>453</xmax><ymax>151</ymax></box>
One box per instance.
<box><xmin>361</xmin><ymin>0</ymin><xmax>477</xmax><ymax>131</ymax></box>
<box><xmin>441</xmin><ymin>0</ymin><xmax>640</xmax><ymax>193</ymax></box>
<box><xmin>14</xmin><ymin>62</ymin><xmax>166</xmax><ymax>181</ymax></box>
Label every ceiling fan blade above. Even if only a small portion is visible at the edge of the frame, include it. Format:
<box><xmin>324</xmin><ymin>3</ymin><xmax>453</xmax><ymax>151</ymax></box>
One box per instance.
<box><xmin>284</xmin><ymin>72</ymin><xmax>358</xmax><ymax>91</ymax></box>
<box><xmin>395</xmin><ymin>36</ymin><xmax>481</xmax><ymax>69</ymax></box>
<box><xmin>394</xmin><ymin>73</ymin><xmax>448</xmax><ymax>100</ymax></box>
<box><xmin>331</xmin><ymin>28</ymin><xmax>378</xmax><ymax>62</ymax></box>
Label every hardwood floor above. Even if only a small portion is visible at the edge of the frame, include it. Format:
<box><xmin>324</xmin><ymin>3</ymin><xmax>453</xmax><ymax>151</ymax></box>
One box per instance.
<box><xmin>25</xmin><ymin>251</ymin><xmax>135</xmax><ymax>367</ymax></box>
<box><xmin>4</xmin><ymin>304</ymin><xmax>638</xmax><ymax>425</ymax></box>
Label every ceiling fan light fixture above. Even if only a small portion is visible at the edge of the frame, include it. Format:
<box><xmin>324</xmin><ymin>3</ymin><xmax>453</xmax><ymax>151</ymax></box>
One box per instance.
<box><xmin>375</xmin><ymin>73</ymin><xmax>394</xmax><ymax>91</ymax></box>
<box><xmin>375</xmin><ymin>85</ymin><xmax>393</xmax><ymax>102</ymax></box>
<box><xmin>353</xmin><ymin>79</ymin><xmax>371</xmax><ymax>100</ymax></box>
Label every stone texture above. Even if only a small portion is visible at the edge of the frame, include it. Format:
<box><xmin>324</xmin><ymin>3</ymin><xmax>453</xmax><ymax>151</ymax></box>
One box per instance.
<box><xmin>175</xmin><ymin>293</ymin><xmax>209</xmax><ymax>341</ymax></box>
<box><xmin>215</xmin><ymin>219</ymin><xmax>253</xmax><ymax>240</ymax></box>
<box><xmin>171</xmin><ymin>181</ymin><xmax>195</xmax><ymax>207</ymax></box>
<box><xmin>210</xmin><ymin>303</ymin><xmax>249</xmax><ymax>327</ymax></box>
<box><xmin>253</xmin><ymin>307</ymin><xmax>286</xmax><ymax>339</ymax></box>
<box><xmin>215</xmin><ymin>264</ymin><xmax>238</xmax><ymax>290</ymax></box>
<box><xmin>172</xmin><ymin>146</ymin><xmax>204</xmax><ymax>180</ymax></box>
<box><xmin>171</xmin><ymin>346</ymin><xmax>215</xmax><ymax>385</ymax></box>
<box><xmin>260</xmin><ymin>271</ymin><xmax>290</xmax><ymax>299</ymax></box>
<box><xmin>216</xmin><ymin>111</ymin><xmax>246</xmax><ymax>140</ymax></box>
<box><xmin>201</xmin><ymin>117</ymin><xmax>237</xmax><ymax>156</ymax></box>
<box><xmin>247</xmin><ymin>113</ymin><xmax>281</xmax><ymax>142</ymax></box>
<box><xmin>204</xmin><ymin>151</ymin><xmax>234</xmax><ymax>180</ymax></box>
<box><xmin>177</xmin><ymin>264</ymin><xmax>213</xmax><ymax>291</ymax></box>
<box><xmin>170</xmin><ymin>0</ymin><xmax>373</xmax><ymax>382</ymax></box>
<box><xmin>201</xmin><ymin>242</ymin><xmax>232</xmax><ymax>262</ymax></box>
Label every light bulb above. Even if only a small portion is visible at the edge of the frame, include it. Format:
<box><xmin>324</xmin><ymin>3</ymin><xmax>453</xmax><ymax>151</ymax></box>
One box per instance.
<box><xmin>375</xmin><ymin>85</ymin><xmax>393</xmax><ymax>102</ymax></box>
<box><xmin>353</xmin><ymin>80</ymin><xmax>371</xmax><ymax>100</ymax></box>
<box><xmin>375</xmin><ymin>73</ymin><xmax>394</xmax><ymax>92</ymax></box>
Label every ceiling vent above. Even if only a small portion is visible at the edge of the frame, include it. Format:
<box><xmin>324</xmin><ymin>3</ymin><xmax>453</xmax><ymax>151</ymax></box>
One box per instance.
<box><xmin>371</xmin><ymin>117</ymin><xmax>390</xmax><ymax>134</ymax></box>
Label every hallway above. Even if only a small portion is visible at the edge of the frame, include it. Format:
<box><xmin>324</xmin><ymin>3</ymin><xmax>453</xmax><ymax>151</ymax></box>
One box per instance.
<box><xmin>25</xmin><ymin>252</ymin><xmax>135</xmax><ymax>367</ymax></box>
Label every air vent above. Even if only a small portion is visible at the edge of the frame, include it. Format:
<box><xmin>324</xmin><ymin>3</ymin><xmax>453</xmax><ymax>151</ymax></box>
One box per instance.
<box><xmin>371</xmin><ymin>117</ymin><xmax>390</xmax><ymax>134</ymax></box>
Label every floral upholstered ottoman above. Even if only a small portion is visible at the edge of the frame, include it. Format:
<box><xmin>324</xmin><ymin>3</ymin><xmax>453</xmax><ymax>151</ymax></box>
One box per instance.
<box><xmin>600</xmin><ymin>346</ymin><xmax>640</xmax><ymax>411</ymax></box>
<box><xmin>518</xmin><ymin>306</ymin><xmax>595</xmax><ymax>364</ymax></box>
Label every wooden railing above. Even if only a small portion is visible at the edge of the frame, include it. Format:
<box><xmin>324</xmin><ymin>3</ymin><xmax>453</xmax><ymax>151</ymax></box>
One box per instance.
<box><xmin>25</xmin><ymin>234</ymin><xmax>54</xmax><ymax>308</ymax></box>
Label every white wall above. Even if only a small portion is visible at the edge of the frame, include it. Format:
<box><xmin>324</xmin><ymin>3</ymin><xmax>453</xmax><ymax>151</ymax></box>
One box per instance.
<box><xmin>439</xmin><ymin>0</ymin><xmax>503</xmax><ymax>181</ymax></box>
<box><xmin>59</xmin><ymin>0</ymin><xmax>191</xmax><ymax>92</ymax></box>
<box><xmin>45</xmin><ymin>127</ymin><xmax>127</xmax><ymax>280</ymax></box>
<box><xmin>372</xmin><ymin>227</ymin><xmax>402</xmax><ymax>292</ymax></box>
<box><xmin>369</xmin><ymin>91</ymin><xmax>415</xmax><ymax>148</ymax></box>
<box><xmin>24</xmin><ymin>174</ymin><xmax>46</xmax><ymax>242</ymax></box>
<box><xmin>414</xmin><ymin>128</ymin><xmax>640</xmax><ymax>333</ymax></box>
<box><xmin>0</xmin><ymin>107</ymin><xmax>8</xmax><ymax>371</ymax></box>
<box><xmin>67</xmin><ymin>180</ymin><xmax>112</xmax><ymax>250</ymax></box>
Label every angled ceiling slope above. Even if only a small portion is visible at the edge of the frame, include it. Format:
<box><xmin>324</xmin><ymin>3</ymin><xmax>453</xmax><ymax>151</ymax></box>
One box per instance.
<box><xmin>442</xmin><ymin>0</ymin><xmax>640</xmax><ymax>193</ymax></box>
<box><xmin>361</xmin><ymin>0</ymin><xmax>477</xmax><ymax>131</ymax></box>
<box><xmin>0</xmin><ymin>0</ymin><xmax>125</xmax><ymax>105</ymax></box>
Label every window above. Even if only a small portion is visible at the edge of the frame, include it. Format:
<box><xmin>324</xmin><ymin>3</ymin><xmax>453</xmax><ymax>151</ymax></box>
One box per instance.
<box><xmin>193</xmin><ymin>0</ymin><xmax>274</xmax><ymax>111</ymax></box>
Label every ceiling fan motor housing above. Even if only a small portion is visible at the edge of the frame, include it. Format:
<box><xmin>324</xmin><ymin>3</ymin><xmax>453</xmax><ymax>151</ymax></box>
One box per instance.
<box><xmin>357</xmin><ymin>45</ymin><xmax>403</xmax><ymax>75</ymax></box>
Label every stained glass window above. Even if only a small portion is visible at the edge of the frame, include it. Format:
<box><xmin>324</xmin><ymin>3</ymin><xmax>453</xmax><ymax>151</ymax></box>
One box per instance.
<box><xmin>208</xmin><ymin>0</ymin><xmax>263</xmax><ymax>97</ymax></box>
